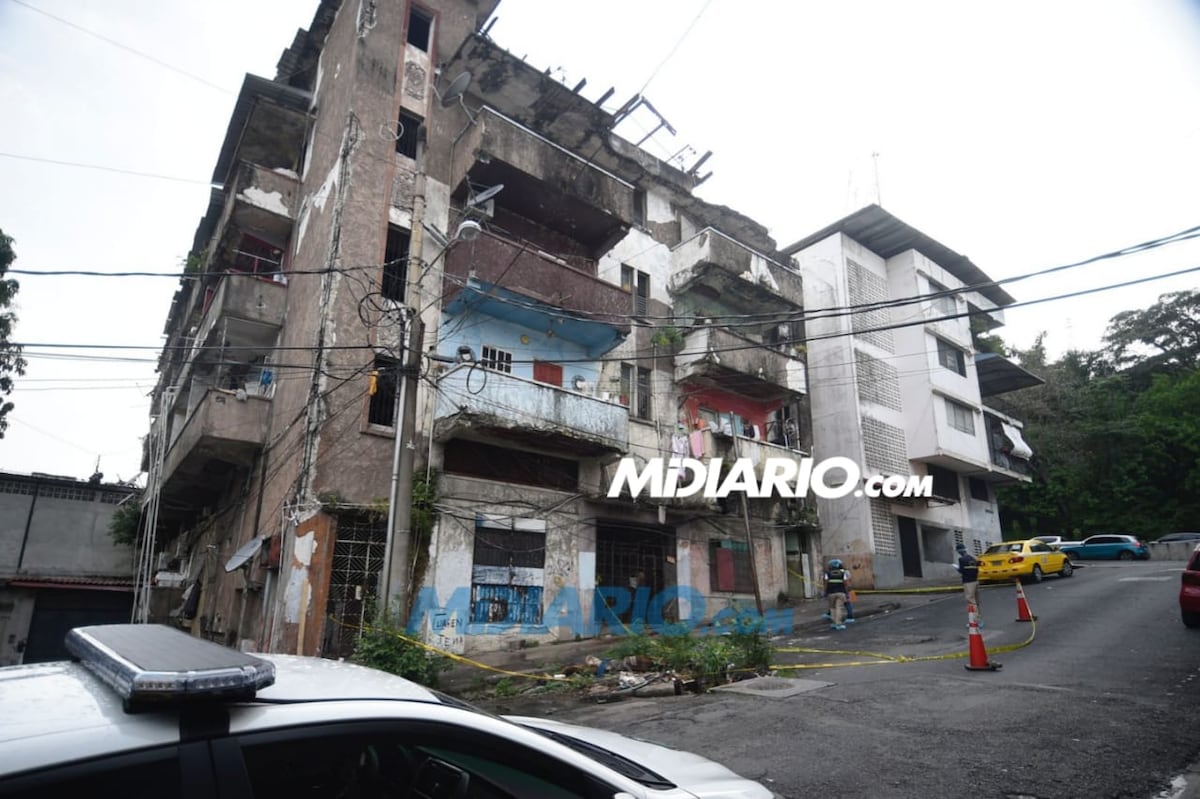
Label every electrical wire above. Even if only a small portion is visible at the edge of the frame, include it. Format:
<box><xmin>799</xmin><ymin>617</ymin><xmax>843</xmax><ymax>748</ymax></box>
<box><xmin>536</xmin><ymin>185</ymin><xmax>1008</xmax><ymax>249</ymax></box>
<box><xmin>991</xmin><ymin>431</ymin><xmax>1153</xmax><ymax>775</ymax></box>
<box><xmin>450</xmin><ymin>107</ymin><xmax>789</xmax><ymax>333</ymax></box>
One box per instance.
<box><xmin>6</xmin><ymin>0</ymin><xmax>231</xmax><ymax>93</ymax></box>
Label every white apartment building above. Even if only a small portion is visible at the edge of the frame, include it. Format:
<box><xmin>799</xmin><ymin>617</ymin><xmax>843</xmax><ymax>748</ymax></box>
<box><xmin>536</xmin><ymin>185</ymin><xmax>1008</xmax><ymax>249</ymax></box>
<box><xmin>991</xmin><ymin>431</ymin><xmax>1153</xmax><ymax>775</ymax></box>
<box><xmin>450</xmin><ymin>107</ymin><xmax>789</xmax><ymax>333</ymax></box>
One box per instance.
<box><xmin>785</xmin><ymin>205</ymin><xmax>1040</xmax><ymax>588</ymax></box>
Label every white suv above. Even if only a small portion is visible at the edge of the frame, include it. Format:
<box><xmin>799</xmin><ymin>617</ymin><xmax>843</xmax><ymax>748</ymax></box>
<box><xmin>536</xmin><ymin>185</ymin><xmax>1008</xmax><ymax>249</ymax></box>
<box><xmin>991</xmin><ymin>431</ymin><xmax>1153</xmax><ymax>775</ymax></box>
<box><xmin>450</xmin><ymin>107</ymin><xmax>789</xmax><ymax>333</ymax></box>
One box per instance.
<box><xmin>0</xmin><ymin>624</ymin><xmax>777</xmax><ymax>799</ymax></box>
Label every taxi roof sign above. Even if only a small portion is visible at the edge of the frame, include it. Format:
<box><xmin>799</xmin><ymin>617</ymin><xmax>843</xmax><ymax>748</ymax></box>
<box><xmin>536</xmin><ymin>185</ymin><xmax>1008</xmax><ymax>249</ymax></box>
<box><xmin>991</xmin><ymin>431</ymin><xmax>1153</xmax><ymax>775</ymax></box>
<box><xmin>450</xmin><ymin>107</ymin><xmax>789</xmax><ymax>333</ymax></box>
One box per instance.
<box><xmin>65</xmin><ymin>624</ymin><xmax>275</xmax><ymax>711</ymax></box>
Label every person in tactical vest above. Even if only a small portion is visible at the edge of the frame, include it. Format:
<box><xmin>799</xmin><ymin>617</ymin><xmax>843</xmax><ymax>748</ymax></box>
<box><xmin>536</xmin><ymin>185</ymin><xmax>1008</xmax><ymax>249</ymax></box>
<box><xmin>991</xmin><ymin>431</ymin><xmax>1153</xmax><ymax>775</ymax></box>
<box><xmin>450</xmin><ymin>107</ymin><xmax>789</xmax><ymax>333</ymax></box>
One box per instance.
<box><xmin>824</xmin><ymin>559</ymin><xmax>851</xmax><ymax>630</ymax></box>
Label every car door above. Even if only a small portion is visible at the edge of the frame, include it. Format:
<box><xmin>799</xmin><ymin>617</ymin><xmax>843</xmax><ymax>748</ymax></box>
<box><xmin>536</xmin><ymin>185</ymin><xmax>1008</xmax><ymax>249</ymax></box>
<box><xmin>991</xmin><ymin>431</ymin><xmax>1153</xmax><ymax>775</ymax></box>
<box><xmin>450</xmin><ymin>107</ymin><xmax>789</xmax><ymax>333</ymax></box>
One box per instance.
<box><xmin>216</xmin><ymin>719</ymin><xmax>636</xmax><ymax>799</ymax></box>
<box><xmin>1091</xmin><ymin>535</ymin><xmax>1119</xmax><ymax>558</ymax></box>
<box><xmin>1030</xmin><ymin>542</ymin><xmax>1054</xmax><ymax>571</ymax></box>
<box><xmin>0</xmin><ymin>742</ymin><xmax>217</xmax><ymax>799</ymax></box>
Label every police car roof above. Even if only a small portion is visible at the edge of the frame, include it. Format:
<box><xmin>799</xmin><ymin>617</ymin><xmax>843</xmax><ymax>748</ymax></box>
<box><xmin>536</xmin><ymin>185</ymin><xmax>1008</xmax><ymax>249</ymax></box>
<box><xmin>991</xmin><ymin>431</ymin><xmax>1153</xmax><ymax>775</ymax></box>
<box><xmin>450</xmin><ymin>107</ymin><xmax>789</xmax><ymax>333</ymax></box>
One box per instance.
<box><xmin>0</xmin><ymin>637</ymin><xmax>445</xmax><ymax>775</ymax></box>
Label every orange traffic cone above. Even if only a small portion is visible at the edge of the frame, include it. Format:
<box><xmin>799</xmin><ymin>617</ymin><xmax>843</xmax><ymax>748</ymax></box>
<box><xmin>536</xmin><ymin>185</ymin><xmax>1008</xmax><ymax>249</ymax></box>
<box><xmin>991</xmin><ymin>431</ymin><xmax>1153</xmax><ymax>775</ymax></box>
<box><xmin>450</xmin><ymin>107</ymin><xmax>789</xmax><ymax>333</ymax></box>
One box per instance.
<box><xmin>965</xmin><ymin>602</ymin><xmax>1001</xmax><ymax>671</ymax></box>
<box><xmin>1014</xmin><ymin>580</ymin><xmax>1037</xmax><ymax>622</ymax></box>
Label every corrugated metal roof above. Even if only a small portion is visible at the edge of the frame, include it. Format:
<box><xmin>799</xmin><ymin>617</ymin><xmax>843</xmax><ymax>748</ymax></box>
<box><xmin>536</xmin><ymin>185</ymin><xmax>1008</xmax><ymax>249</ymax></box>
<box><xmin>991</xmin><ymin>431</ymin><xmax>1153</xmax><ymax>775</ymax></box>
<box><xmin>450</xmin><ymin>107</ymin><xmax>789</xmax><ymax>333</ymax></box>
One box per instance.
<box><xmin>782</xmin><ymin>205</ymin><xmax>1016</xmax><ymax>307</ymax></box>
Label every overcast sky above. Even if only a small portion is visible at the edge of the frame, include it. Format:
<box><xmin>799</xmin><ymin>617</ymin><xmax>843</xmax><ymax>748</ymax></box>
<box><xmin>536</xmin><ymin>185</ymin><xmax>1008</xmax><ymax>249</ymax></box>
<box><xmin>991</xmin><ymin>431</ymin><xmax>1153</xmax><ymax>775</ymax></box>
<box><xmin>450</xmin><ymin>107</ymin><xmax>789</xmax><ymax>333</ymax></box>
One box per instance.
<box><xmin>2</xmin><ymin>0</ymin><xmax>1199</xmax><ymax>484</ymax></box>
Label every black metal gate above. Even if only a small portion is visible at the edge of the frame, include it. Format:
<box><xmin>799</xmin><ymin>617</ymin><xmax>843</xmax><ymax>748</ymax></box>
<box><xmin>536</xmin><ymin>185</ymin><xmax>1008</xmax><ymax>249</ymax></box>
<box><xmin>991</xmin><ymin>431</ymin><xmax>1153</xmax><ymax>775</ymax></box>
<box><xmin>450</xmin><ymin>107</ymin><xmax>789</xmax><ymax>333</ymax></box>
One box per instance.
<box><xmin>323</xmin><ymin>515</ymin><xmax>388</xmax><ymax>659</ymax></box>
<box><xmin>594</xmin><ymin>521</ymin><xmax>674</xmax><ymax>625</ymax></box>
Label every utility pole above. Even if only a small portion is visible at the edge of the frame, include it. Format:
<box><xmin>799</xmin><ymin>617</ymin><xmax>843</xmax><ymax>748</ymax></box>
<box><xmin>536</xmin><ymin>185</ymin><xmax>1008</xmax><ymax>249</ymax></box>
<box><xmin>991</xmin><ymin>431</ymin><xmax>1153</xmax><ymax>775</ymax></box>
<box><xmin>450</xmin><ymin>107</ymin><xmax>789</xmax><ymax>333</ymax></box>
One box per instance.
<box><xmin>381</xmin><ymin>124</ymin><xmax>429</xmax><ymax>627</ymax></box>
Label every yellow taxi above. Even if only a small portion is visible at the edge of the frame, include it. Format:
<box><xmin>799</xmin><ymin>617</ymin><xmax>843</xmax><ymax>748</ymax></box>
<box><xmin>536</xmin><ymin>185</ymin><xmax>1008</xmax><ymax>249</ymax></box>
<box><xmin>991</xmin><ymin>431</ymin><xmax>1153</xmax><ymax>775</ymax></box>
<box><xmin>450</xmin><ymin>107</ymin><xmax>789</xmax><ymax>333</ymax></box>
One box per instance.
<box><xmin>977</xmin><ymin>539</ymin><xmax>1075</xmax><ymax>583</ymax></box>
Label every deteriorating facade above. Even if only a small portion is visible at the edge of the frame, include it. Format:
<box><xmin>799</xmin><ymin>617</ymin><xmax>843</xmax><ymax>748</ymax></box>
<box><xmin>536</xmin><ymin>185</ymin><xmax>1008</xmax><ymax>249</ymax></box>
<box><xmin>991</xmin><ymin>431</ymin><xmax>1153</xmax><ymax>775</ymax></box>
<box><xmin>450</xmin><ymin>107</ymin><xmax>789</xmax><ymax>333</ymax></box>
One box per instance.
<box><xmin>140</xmin><ymin>0</ymin><xmax>817</xmax><ymax>656</ymax></box>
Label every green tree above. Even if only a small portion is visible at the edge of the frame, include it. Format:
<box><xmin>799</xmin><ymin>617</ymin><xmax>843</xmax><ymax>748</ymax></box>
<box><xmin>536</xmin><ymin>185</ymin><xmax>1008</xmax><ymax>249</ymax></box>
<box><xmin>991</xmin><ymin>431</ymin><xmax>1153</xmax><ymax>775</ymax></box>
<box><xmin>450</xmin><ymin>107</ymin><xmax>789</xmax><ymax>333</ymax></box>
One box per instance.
<box><xmin>996</xmin><ymin>294</ymin><xmax>1200</xmax><ymax>540</ymax></box>
<box><xmin>1103</xmin><ymin>289</ymin><xmax>1200</xmax><ymax>371</ymax></box>
<box><xmin>0</xmin><ymin>229</ymin><xmax>26</xmax><ymax>438</ymax></box>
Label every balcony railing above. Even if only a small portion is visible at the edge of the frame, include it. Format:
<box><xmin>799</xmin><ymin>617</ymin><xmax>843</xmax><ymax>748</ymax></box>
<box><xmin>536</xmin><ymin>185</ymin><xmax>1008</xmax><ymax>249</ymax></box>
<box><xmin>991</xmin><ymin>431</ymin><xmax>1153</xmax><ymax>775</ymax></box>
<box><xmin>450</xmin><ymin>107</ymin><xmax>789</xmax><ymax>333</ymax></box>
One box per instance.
<box><xmin>434</xmin><ymin>365</ymin><xmax>628</xmax><ymax>456</ymax></box>
<box><xmin>675</xmin><ymin>326</ymin><xmax>807</xmax><ymax>400</ymax></box>
<box><xmin>670</xmin><ymin>228</ymin><xmax>803</xmax><ymax>310</ymax></box>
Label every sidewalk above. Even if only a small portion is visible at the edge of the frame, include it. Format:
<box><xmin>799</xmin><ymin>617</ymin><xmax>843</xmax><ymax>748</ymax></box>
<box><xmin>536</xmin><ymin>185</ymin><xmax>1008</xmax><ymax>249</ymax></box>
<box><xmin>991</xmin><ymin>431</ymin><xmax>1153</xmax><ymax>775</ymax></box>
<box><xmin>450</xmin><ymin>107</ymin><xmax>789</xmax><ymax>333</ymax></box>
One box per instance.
<box><xmin>438</xmin><ymin>576</ymin><xmax>962</xmax><ymax>695</ymax></box>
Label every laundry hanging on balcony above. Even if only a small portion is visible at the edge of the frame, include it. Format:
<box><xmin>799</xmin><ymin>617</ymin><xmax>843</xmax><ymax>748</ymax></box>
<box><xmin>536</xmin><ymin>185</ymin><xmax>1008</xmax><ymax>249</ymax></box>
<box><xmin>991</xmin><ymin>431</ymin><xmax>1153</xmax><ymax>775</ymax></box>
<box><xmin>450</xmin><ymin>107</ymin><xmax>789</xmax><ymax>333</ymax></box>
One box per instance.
<box><xmin>1000</xmin><ymin>422</ymin><xmax>1033</xmax><ymax>459</ymax></box>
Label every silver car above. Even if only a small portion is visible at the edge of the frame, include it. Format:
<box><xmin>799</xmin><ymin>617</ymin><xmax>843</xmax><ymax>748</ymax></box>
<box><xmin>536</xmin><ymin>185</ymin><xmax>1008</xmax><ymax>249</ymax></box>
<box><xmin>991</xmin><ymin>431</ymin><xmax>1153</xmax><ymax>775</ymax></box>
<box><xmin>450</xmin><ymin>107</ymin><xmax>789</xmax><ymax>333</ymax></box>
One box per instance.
<box><xmin>0</xmin><ymin>624</ymin><xmax>778</xmax><ymax>799</ymax></box>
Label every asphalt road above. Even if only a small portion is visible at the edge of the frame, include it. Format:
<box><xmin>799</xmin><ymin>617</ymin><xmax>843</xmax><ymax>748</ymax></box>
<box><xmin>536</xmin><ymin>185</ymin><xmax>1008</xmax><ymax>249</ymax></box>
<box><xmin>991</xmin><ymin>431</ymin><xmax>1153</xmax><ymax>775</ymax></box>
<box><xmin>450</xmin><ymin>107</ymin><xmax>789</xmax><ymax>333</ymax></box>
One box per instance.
<box><xmin>508</xmin><ymin>560</ymin><xmax>1200</xmax><ymax>799</ymax></box>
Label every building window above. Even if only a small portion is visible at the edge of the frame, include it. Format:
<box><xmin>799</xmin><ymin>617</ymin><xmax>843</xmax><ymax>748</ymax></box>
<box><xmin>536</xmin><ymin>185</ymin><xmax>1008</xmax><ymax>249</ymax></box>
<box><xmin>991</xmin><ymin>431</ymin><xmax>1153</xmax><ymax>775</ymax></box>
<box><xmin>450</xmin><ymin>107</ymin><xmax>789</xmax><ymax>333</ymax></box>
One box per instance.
<box><xmin>395</xmin><ymin>109</ymin><xmax>421</xmax><ymax>158</ymax></box>
<box><xmin>481</xmin><ymin>346</ymin><xmax>513</xmax><ymax>373</ymax></box>
<box><xmin>935</xmin><ymin>338</ymin><xmax>966</xmax><ymax>376</ymax></box>
<box><xmin>945</xmin><ymin>398</ymin><xmax>975</xmax><ymax>435</ymax></box>
<box><xmin>969</xmin><ymin>477</ymin><xmax>990</xmax><ymax>502</ymax></box>
<box><xmin>367</xmin><ymin>356</ymin><xmax>400</xmax><ymax>426</ymax></box>
<box><xmin>471</xmin><ymin>516</ymin><xmax>545</xmax><ymax>626</ymax></box>
<box><xmin>407</xmin><ymin>7</ymin><xmax>433</xmax><ymax>52</ymax></box>
<box><xmin>927</xmin><ymin>465</ymin><xmax>961</xmax><ymax>502</ymax></box>
<box><xmin>621</xmin><ymin>265</ymin><xmax>649</xmax><ymax>318</ymax></box>
<box><xmin>709</xmin><ymin>540</ymin><xmax>754</xmax><ymax>593</ymax></box>
<box><xmin>928</xmin><ymin>278</ymin><xmax>958</xmax><ymax>318</ymax></box>
<box><xmin>632</xmin><ymin>188</ymin><xmax>647</xmax><ymax>227</ymax></box>
<box><xmin>620</xmin><ymin>363</ymin><xmax>651</xmax><ymax>420</ymax></box>
<box><xmin>382</xmin><ymin>226</ymin><xmax>409</xmax><ymax>302</ymax></box>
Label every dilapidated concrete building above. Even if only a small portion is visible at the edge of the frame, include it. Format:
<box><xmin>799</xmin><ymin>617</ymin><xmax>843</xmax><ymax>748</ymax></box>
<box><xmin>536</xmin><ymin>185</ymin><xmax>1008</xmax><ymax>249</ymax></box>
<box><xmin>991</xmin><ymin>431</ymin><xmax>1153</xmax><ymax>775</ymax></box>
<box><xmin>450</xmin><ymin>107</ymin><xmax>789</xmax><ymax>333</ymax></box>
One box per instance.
<box><xmin>141</xmin><ymin>0</ymin><xmax>816</xmax><ymax>657</ymax></box>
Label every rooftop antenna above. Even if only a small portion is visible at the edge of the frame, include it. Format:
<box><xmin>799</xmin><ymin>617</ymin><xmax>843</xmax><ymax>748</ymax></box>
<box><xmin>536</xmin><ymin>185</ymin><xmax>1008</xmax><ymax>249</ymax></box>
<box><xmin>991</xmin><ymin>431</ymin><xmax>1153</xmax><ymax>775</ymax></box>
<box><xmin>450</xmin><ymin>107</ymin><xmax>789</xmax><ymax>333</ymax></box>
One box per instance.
<box><xmin>872</xmin><ymin>151</ymin><xmax>882</xmax><ymax>206</ymax></box>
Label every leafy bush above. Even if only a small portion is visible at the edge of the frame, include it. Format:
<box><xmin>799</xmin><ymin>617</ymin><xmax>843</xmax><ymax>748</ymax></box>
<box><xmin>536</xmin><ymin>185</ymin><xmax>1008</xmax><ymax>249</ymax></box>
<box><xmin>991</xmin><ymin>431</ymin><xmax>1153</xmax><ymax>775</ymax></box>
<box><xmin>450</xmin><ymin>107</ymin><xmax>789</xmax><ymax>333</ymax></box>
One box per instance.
<box><xmin>351</xmin><ymin>619</ymin><xmax>451</xmax><ymax>687</ymax></box>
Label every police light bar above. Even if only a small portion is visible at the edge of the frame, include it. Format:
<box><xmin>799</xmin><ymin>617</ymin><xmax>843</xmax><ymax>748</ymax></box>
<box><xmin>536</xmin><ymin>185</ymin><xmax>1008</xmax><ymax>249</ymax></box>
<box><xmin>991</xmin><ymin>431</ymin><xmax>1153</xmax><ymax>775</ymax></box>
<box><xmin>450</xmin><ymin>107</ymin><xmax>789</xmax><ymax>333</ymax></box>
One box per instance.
<box><xmin>65</xmin><ymin>624</ymin><xmax>275</xmax><ymax>711</ymax></box>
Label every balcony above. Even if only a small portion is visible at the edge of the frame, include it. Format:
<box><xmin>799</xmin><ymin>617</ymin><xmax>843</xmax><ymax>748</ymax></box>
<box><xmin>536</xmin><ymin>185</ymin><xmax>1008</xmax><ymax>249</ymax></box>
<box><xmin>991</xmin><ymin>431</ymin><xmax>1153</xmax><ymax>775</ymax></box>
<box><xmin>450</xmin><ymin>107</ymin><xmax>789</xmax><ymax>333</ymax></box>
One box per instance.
<box><xmin>192</xmin><ymin>273</ymin><xmax>287</xmax><ymax>354</ymax></box>
<box><xmin>670</xmin><ymin>229</ymin><xmax>803</xmax><ymax>311</ymax></box>
<box><xmin>433</xmin><ymin>365</ymin><xmax>628</xmax><ymax>457</ymax></box>
<box><xmin>675</xmin><ymin>326</ymin><xmax>807</xmax><ymax>401</ymax></box>
<box><xmin>158</xmin><ymin>389</ymin><xmax>271</xmax><ymax>514</ymax></box>
<box><xmin>454</xmin><ymin>107</ymin><xmax>635</xmax><ymax>250</ymax></box>
<box><xmin>444</xmin><ymin>234</ymin><xmax>631</xmax><ymax>354</ymax></box>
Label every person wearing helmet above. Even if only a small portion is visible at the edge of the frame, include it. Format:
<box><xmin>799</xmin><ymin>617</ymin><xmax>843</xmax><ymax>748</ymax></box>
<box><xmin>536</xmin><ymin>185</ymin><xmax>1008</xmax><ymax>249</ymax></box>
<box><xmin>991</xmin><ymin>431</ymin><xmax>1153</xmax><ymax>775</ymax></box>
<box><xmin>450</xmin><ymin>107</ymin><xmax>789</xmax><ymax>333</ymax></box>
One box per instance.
<box><xmin>824</xmin><ymin>558</ymin><xmax>851</xmax><ymax>630</ymax></box>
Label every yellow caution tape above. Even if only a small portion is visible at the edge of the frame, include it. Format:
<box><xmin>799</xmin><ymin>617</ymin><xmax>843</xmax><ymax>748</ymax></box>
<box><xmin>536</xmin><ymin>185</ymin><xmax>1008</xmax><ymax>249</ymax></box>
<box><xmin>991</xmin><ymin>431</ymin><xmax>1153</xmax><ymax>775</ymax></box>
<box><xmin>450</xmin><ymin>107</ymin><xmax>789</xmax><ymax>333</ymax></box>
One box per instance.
<box><xmin>772</xmin><ymin>613</ymin><xmax>1036</xmax><ymax>670</ymax></box>
<box><xmin>328</xmin><ymin>615</ymin><xmax>573</xmax><ymax>682</ymax></box>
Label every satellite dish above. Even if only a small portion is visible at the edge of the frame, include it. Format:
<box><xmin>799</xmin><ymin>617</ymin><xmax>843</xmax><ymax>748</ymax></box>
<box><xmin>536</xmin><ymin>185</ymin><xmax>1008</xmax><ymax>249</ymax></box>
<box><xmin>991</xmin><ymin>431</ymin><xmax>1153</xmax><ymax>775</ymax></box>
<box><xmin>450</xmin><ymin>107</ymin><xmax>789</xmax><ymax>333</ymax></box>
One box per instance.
<box><xmin>440</xmin><ymin>71</ymin><xmax>472</xmax><ymax>108</ymax></box>
<box><xmin>224</xmin><ymin>537</ymin><xmax>264</xmax><ymax>572</ymax></box>
<box><xmin>468</xmin><ymin>183</ymin><xmax>504</xmax><ymax>206</ymax></box>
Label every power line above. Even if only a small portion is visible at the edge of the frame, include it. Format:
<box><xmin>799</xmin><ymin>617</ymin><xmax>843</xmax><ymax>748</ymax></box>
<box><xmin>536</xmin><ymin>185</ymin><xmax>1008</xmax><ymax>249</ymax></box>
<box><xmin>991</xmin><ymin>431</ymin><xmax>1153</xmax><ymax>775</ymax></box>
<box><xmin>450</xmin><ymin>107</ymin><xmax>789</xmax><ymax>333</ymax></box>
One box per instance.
<box><xmin>12</xmin><ymin>261</ymin><xmax>1200</xmax><ymax>366</ymax></box>
<box><xmin>0</xmin><ymin>151</ymin><xmax>212</xmax><ymax>185</ymax></box>
<box><xmin>6</xmin><ymin>0</ymin><xmax>232</xmax><ymax>94</ymax></box>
